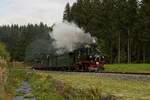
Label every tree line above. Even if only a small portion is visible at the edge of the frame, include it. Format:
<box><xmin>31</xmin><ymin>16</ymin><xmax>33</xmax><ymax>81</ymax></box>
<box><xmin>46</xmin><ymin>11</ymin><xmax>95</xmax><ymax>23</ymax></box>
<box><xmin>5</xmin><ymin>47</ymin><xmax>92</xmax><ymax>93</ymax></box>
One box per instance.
<box><xmin>0</xmin><ymin>0</ymin><xmax>149</xmax><ymax>64</ymax></box>
<box><xmin>63</xmin><ymin>0</ymin><xmax>150</xmax><ymax>63</ymax></box>
<box><xmin>0</xmin><ymin>23</ymin><xmax>52</xmax><ymax>61</ymax></box>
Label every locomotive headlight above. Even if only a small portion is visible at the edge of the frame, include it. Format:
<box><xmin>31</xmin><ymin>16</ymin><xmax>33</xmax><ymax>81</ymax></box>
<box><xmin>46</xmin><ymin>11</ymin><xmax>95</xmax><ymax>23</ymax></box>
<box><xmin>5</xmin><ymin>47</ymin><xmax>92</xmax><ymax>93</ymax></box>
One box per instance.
<box><xmin>96</xmin><ymin>62</ymin><xmax>99</xmax><ymax>65</ymax></box>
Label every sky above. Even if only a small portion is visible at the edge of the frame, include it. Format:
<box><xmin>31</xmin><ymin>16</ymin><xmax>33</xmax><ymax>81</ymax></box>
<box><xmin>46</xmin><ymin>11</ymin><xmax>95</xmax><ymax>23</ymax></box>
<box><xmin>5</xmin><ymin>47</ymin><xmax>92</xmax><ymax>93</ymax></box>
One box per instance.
<box><xmin>0</xmin><ymin>0</ymin><xmax>76</xmax><ymax>26</ymax></box>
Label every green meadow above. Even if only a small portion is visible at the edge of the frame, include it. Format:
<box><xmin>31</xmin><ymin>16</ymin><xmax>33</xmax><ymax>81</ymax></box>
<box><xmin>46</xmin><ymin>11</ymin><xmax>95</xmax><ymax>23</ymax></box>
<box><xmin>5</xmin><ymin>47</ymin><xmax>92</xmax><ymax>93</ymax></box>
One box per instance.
<box><xmin>105</xmin><ymin>64</ymin><xmax>150</xmax><ymax>73</ymax></box>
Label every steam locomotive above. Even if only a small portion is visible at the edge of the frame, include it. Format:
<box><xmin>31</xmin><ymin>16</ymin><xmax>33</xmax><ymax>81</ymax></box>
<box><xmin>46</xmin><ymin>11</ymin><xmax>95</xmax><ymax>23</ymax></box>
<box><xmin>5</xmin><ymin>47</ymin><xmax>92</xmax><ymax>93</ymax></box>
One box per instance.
<box><xmin>33</xmin><ymin>44</ymin><xmax>105</xmax><ymax>72</ymax></box>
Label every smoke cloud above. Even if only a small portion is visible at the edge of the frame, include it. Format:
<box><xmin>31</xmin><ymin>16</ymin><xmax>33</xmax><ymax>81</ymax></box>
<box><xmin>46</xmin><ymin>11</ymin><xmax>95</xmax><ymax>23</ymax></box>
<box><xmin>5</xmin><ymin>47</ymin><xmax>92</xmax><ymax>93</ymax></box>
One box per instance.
<box><xmin>50</xmin><ymin>21</ymin><xmax>96</xmax><ymax>54</ymax></box>
<box><xmin>25</xmin><ymin>39</ymin><xmax>55</xmax><ymax>61</ymax></box>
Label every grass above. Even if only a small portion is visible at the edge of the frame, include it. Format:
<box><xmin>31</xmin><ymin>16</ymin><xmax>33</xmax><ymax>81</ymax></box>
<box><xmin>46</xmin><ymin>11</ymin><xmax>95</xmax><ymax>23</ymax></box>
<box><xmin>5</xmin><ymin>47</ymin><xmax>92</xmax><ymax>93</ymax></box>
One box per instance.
<box><xmin>41</xmin><ymin>71</ymin><xmax>150</xmax><ymax>100</ymax></box>
<box><xmin>3</xmin><ymin>63</ymin><xmax>150</xmax><ymax>100</ymax></box>
<box><xmin>3</xmin><ymin>63</ymin><xmax>64</xmax><ymax>100</ymax></box>
<box><xmin>5</xmin><ymin>68</ymin><xmax>27</xmax><ymax>95</ymax></box>
<box><xmin>4</xmin><ymin>68</ymin><xmax>65</xmax><ymax>100</ymax></box>
<box><xmin>0</xmin><ymin>61</ymin><xmax>10</xmax><ymax>100</ymax></box>
<box><xmin>29</xmin><ymin>72</ymin><xmax>64</xmax><ymax>100</ymax></box>
<box><xmin>29</xmin><ymin>72</ymin><xmax>101</xmax><ymax>100</ymax></box>
<box><xmin>101</xmin><ymin>77</ymin><xmax>150</xmax><ymax>100</ymax></box>
<box><xmin>0</xmin><ymin>64</ymin><xmax>27</xmax><ymax>100</ymax></box>
<box><xmin>105</xmin><ymin>64</ymin><xmax>150</xmax><ymax>73</ymax></box>
<box><xmin>0</xmin><ymin>67</ymin><xmax>5</xmax><ymax>100</ymax></box>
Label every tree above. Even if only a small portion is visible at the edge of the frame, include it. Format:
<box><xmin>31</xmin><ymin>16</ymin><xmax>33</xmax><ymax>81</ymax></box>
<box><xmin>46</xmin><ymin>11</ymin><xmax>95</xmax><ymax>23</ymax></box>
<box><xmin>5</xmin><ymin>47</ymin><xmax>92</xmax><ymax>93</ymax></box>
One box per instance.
<box><xmin>63</xmin><ymin>0</ymin><xmax>150</xmax><ymax>63</ymax></box>
<box><xmin>0</xmin><ymin>42</ymin><xmax>10</xmax><ymax>60</ymax></box>
<box><xmin>139</xmin><ymin>0</ymin><xmax>150</xmax><ymax>63</ymax></box>
<box><xmin>0</xmin><ymin>23</ymin><xmax>52</xmax><ymax>61</ymax></box>
<box><xmin>63</xmin><ymin>3</ymin><xmax>72</xmax><ymax>22</ymax></box>
<box><xmin>126</xmin><ymin>0</ymin><xmax>138</xmax><ymax>63</ymax></box>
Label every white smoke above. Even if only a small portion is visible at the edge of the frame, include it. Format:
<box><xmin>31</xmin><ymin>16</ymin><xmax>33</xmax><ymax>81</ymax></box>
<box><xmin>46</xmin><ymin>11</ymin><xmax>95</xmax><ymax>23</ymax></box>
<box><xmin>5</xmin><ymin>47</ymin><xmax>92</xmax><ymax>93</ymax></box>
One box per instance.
<box><xmin>50</xmin><ymin>21</ymin><xmax>96</xmax><ymax>54</ymax></box>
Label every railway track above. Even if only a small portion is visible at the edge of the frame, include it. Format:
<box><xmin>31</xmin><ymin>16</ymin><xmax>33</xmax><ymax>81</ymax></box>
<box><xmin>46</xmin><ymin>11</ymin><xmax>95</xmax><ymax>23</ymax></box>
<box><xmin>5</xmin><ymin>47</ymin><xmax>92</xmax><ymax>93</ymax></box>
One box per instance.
<box><xmin>34</xmin><ymin>68</ymin><xmax>150</xmax><ymax>76</ymax></box>
<box><xmin>34</xmin><ymin>69</ymin><xmax>150</xmax><ymax>82</ymax></box>
<box><xmin>99</xmin><ymin>72</ymin><xmax>150</xmax><ymax>76</ymax></box>
<box><xmin>96</xmin><ymin>71</ymin><xmax>150</xmax><ymax>82</ymax></box>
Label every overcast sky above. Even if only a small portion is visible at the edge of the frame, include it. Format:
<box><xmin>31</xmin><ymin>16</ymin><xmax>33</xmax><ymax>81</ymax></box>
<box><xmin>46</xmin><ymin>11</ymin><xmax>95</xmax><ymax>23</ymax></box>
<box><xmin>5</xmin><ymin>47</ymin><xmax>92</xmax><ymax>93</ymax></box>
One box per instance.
<box><xmin>0</xmin><ymin>0</ymin><xmax>76</xmax><ymax>26</ymax></box>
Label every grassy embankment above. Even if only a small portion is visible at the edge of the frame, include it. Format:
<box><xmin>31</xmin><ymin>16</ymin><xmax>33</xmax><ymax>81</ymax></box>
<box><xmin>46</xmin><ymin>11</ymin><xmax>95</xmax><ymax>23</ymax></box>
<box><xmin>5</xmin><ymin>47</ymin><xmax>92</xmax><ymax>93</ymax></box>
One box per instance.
<box><xmin>0</xmin><ymin>60</ymin><xmax>9</xmax><ymax>100</ymax></box>
<box><xmin>3</xmin><ymin>63</ymin><xmax>150</xmax><ymax>100</ymax></box>
<box><xmin>31</xmin><ymin>72</ymin><xmax>102</xmax><ymax>100</ymax></box>
<box><xmin>4</xmin><ymin>68</ymin><xmax>27</xmax><ymax>100</ymax></box>
<box><xmin>29</xmin><ymin>72</ymin><xmax>64</xmax><ymax>100</ymax></box>
<box><xmin>105</xmin><ymin>64</ymin><xmax>150</xmax><ymax>73</ymax></box>
<box><xmin>0</xmin><ymin>61</ymin><xmax>33</xmax><ymax>100</ymax></box>
<box><xmin>0</xmin><ymin>69</ymin><xmax>5</xmax><ymax>100</ymax></box>
<box><xmin>3</xmin><ymin>63</ymin><xmax>64</xmax><ymax>100</ymax></box>
<box><xmin>41</xmin><ymin>71</ymin><xmax>150</xmax><ymax>100</ymax></box>
<box><xmin>12</xmin><ymin>63</ymin><xmax>150</xmax><ymax>100</ymax></box>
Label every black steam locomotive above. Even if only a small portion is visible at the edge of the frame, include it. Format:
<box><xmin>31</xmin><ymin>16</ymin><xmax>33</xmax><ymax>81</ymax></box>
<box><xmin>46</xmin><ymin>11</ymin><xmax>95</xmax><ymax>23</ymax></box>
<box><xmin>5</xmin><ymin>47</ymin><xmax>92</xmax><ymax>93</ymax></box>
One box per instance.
<box><xmin>33</xmin><ymin>44</ymin><xmax>105</xmax><ymax>72</ymax></box>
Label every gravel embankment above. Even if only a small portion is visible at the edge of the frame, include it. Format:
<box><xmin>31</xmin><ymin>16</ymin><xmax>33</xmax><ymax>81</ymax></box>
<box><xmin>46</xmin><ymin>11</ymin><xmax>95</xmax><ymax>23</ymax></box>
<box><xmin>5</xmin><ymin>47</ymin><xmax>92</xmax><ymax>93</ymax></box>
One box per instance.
<box><xmin>96</xmin><ymin>73</ymin><xmax>150</xmax><ymax>82</ymax></box>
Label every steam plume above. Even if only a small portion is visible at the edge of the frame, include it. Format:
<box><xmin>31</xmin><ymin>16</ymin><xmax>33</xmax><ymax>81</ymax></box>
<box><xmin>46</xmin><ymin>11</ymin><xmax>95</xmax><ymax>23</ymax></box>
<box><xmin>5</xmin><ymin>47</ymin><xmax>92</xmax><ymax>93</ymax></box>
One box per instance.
<box><xmin>50</xmin><ymin>21</ymin><xmax>96</xmax><ymax>54</ymax></box>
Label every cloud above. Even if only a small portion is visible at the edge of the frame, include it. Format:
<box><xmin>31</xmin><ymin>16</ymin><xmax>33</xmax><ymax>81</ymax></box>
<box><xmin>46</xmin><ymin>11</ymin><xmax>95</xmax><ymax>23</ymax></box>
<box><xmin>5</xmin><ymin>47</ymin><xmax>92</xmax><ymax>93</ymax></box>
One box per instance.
<box><xmin>0</xmin><ymin>0</ymin><xmax>76</xmax><ymax>25</ymax></box>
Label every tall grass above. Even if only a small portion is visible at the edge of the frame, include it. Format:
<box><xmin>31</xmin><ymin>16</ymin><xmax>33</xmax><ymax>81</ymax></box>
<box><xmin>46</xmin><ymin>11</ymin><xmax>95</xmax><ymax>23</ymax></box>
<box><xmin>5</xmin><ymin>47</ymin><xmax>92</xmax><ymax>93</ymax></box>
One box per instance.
<box><xmin>46</xmin><ymin>71</ymin><xmax>150</xmax><ymax>100</ymax></box>
<box><xmin>4</xmin><ymin>69</ymin><xmax>27</xmax><ymax>95</ymax></box>
<box><xmin>0</xmin><ymin>59</ymin><xmax>8</xmax><ymax>100</ymax></box>
<box><xmin>29</xmin><ymin>73</ymin><xmax>64</xmax><ymax>100</ymax></box>
<box><xmin>3</xmin><ymin>62</ymin><xmax>28</xmax><ymax>99</ymax></box>
<box><xmin>29</xmin><ymin>72</ymin><xmax>103</xmax><ymax>100</ymax></box>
